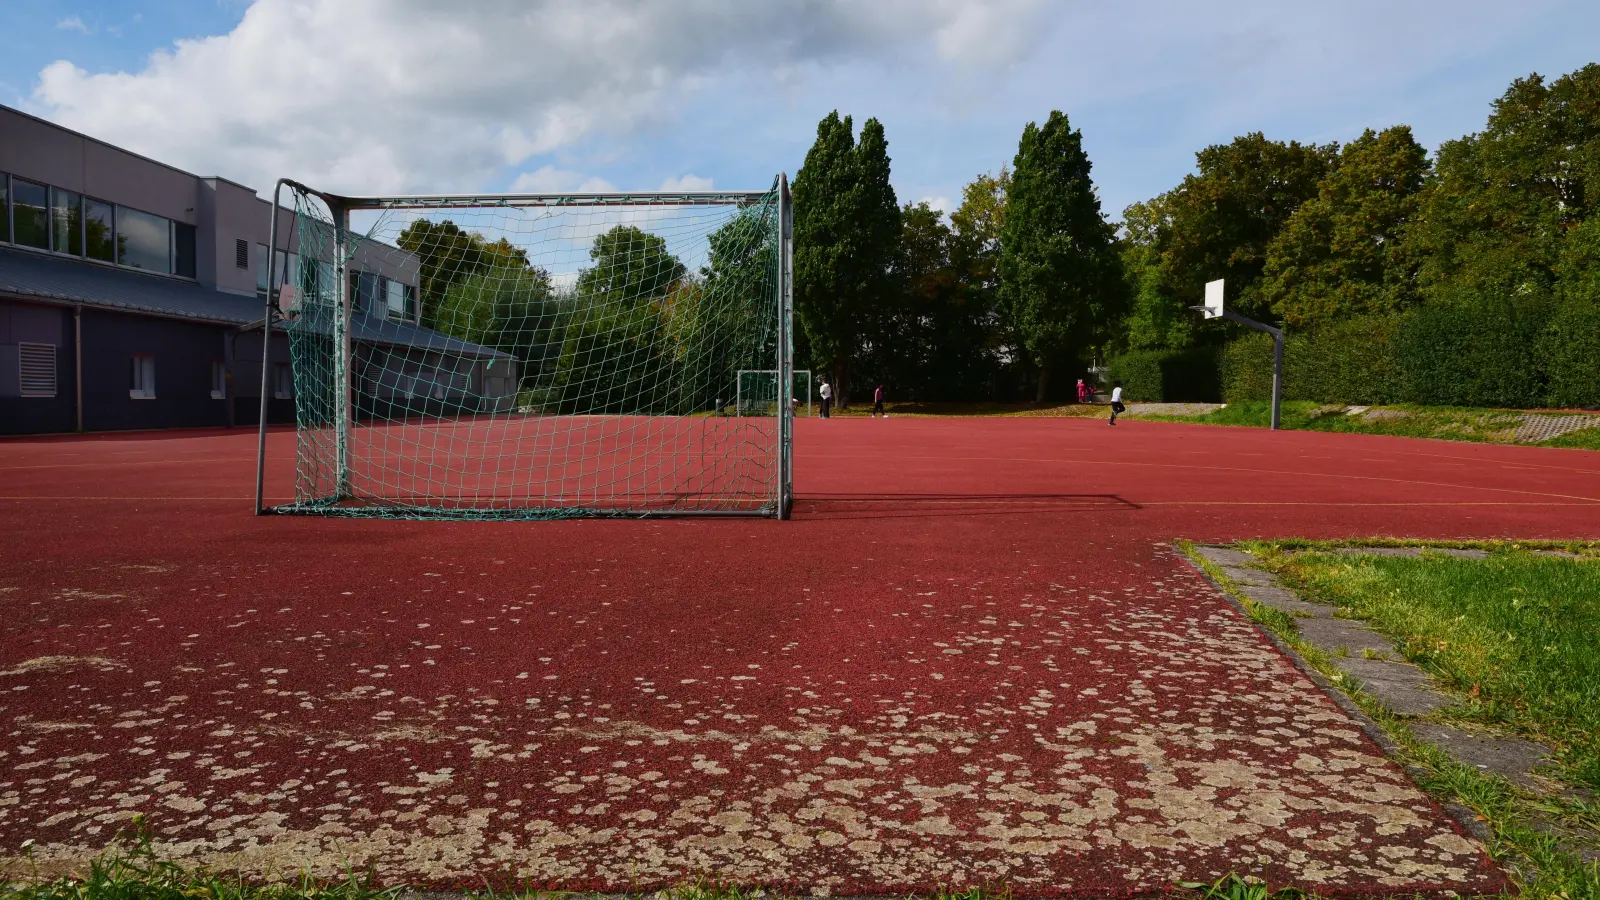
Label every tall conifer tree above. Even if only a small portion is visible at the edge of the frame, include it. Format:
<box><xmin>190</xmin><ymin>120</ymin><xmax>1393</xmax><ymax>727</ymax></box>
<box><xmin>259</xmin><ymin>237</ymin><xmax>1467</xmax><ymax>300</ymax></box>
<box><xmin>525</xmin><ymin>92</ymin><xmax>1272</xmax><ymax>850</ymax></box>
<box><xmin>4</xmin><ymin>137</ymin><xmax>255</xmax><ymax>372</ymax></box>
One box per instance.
<box><xmin>998</xmin><ymin>110</ymin><xmax>1123</xmax><ymax>402</ymax></box>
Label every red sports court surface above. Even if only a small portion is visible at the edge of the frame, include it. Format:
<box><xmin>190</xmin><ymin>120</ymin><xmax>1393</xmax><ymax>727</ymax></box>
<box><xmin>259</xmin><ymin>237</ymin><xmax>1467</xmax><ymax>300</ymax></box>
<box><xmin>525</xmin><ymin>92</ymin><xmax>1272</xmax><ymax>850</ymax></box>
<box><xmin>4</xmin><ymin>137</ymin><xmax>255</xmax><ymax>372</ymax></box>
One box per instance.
<box><xmin>1</xmin><ymin>417</ymin><xmax>1596</xmax><ymax>896</ymax></box>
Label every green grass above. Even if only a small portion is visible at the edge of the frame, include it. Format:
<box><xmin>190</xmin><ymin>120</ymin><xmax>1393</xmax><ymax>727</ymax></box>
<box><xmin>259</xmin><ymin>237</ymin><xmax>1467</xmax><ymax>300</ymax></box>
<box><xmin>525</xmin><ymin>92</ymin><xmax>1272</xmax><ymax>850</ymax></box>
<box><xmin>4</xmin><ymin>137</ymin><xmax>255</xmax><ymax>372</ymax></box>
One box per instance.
<box><xmin>1261</xmin><ymin>548</ymin><xmax>1600</xmax><ymax>791</ymax></box>
<box><xmin>1545</xmin><ymin>426</ymin><xmax>1600</xmax><ymax>450</ymax></box>
<box><xmin>1181</xmin><ymin>541</ymin><xmax>1600</xmax><ymax>900</ymax></box>
<box><xmin>0</xmin><ymin>819</ymin><xmax>399</xmax><ymax>900</ymax></box>
<box><xmin>1141</xmin><ymin>400</ymin><xmax>1600</xmax><ymax>449</ymax></box>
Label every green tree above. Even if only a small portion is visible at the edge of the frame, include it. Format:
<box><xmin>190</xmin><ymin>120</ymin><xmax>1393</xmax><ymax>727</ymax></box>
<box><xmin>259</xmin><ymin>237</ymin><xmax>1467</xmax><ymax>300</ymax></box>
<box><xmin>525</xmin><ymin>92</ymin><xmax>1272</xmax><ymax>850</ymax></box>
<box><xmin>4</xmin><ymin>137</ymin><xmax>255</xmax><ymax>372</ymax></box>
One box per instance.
<box><xmin>548</xmin><ymin>225</ymin><xmax>688</xmax><ymax>414</ymax></box>
<box><xmin>434</xmin><ymin>264</ymin><xmax>562</xmax><ymax>380</ymax></box>
<box><xmin>1119</xmin><ymin>194</ymin><xmax>1192</xmax><ymax>351</ymax></box>
<box><xmin>1157</xmin><ymin>133</ymin><xmax>1337</xmax><ymax>325</ymax></box>
<box><xmin>397</xmin><ymin>219</ymin><xmax>490</xmax><ymax>327</ymax></box>
<box><xmin>575</xmin><ymin>225</ymin><xmax>687</xmax><ymax>304</ymax></box>
<box><xmin>792</xmin><ymin>111</ymin><xmax>901</xmax><ymax>406</ymax></box>
<box><xmin>1261</xmin><ymin>126</ymin><xmax>1431</xmax><ymax>327</ymax></box>
<box><xmin>675</xmin><ymin>206</ymin><xmax>781</xmax><ymax>409</ymax></box>
<box><xmin>1404</xmin><ymin>64</ymin><xmax>1600</xmax><ymax>302</ymax></box>
<box><xmin>998</xmin><ymin>110</ymin><xmax>1125</xmax><ymax>402</ymax></box>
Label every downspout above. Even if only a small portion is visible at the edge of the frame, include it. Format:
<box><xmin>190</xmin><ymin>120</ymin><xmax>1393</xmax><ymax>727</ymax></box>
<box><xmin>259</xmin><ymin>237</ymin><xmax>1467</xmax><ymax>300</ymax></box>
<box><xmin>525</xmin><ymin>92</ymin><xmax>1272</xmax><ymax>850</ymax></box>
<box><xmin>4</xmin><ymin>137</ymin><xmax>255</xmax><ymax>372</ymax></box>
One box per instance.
<box><xmin>74</xmin><ymin>305</ymin><xmax>84</xmax><ymax>432</ymax></box>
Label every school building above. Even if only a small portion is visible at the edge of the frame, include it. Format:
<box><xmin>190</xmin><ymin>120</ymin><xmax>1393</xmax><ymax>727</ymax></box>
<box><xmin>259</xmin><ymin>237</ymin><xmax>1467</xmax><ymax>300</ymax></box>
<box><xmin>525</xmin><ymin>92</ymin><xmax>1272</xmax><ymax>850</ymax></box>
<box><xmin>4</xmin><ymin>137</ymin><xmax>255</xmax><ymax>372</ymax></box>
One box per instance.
<box><xmin>0</xmin><ymin>104</ymin><xmax>511</xmax><ymax>436</ymax></box>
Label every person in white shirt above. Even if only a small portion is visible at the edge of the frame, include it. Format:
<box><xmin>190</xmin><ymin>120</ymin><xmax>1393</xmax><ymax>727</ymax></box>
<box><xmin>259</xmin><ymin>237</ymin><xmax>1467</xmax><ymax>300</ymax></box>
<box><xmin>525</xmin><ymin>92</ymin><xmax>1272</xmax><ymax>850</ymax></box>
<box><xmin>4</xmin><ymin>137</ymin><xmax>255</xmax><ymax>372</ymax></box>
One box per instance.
<box><xmin>818</xmin><ymin>378</ymin><xmax>832</xmax><ymax>418</ymax></box>
<box><xmin>1109</xmin><ymin>384</ymin><xmax>1125</xmax><ymax>426</ymax></box>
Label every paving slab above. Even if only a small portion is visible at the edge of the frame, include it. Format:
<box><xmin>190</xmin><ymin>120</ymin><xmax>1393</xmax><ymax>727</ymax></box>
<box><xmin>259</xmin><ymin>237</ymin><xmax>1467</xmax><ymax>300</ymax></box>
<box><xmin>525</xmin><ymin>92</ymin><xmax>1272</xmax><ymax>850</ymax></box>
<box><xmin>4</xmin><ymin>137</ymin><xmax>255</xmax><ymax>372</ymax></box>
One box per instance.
<box><xmin>1236</xmin><ymin>584</ymin><xmax>1335</xmax><ymax>617</ymax></box>
<box><xmin>1410</xmin><ymin>723</ymin><xmax>1553</xmax><ymax>793</ymax></box>
<box><xmin>1425</xmin><ymin>548</ymin><xmax>1489</xmax><ymax>560</ymax></box>
<box><xmin>1195</xmin><ymin>545</ymin><xmax>1256</xmax><ymax>567</ymax></box>
<box><xmin>1331</xmin><ymin>656</ymin><xmax>1449</xmax><ymax>716</ymax></box>
<box><xmin>1332</xmin><ymin>546</ymin><xmax>1422</xmax><ymax>557</ymax></box>
<box><xmin>1296</xmin><ymin>617</ymin><xmax>1396</xmax><ymax>658</ymax></box>
<box><xmin>1218</xmin><ymin>565</ymin><xmax>1273</xmax><ymax>586</ymax></box>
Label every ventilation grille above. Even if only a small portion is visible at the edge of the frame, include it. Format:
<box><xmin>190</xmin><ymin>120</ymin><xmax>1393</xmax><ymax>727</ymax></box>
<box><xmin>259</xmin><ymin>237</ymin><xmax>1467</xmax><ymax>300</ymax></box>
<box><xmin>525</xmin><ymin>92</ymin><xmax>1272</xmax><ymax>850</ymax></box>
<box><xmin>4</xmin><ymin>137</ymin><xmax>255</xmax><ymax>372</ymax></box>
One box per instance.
<box><xmin>236</xmin><ymin>238</ymin><xmax>250</xmax><ymax>269</ymax></box>
<box><xmin>19</xmin><ymin>343</ymin><xmax>57</xmax><ymax>398</ymax></box>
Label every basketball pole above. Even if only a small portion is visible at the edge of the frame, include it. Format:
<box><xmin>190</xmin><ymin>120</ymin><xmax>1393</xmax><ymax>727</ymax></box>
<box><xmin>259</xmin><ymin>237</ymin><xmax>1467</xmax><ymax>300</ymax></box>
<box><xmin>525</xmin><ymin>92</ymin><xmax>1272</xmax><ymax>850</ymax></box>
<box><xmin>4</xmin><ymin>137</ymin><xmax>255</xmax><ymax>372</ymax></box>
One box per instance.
<box><xmin>1191</xmin><ymin>278</ymin><xmax>1284</xmax><ymax>431</ymax></box>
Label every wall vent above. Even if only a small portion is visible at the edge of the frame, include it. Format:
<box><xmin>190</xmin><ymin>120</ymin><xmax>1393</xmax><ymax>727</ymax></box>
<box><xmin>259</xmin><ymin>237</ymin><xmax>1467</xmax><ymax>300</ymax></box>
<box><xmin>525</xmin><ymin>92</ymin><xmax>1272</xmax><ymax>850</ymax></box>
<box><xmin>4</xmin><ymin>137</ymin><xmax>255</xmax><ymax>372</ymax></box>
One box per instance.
<box><xmin>19</xmin><ymin>343</ymin><xmax>57</xmax><ymax>398</ymax></box>
<box><xmin>236</xmin><ymin>238</ymin><xmax>250</xmax><ymax>269</ymax></box>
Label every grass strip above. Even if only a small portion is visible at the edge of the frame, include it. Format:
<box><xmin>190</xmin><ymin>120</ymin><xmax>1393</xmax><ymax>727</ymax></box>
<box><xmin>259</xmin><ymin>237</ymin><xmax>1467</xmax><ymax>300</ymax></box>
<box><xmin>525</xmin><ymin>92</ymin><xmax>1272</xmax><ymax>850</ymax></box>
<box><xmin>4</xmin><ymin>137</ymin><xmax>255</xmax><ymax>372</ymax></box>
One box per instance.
<box><xmin>1141</xmin><ymin>400</ymin><xmax>1600</xmax><ymax>448</ymax></box>
<box><xmin>1180</xmin><ymin>541</ymin><xmax>1600</xmax><ymax>900</ymax></box>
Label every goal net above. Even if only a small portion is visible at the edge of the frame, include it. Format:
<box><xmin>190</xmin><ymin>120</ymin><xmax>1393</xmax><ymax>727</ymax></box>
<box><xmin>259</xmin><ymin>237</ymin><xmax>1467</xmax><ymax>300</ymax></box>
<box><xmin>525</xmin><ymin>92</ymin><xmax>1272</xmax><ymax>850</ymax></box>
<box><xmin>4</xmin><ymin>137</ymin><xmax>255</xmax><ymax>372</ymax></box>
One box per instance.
<box><xmin>257</xmin><ymin>179</ymin><xmax>794</xmax><ymax>519</ymax></box>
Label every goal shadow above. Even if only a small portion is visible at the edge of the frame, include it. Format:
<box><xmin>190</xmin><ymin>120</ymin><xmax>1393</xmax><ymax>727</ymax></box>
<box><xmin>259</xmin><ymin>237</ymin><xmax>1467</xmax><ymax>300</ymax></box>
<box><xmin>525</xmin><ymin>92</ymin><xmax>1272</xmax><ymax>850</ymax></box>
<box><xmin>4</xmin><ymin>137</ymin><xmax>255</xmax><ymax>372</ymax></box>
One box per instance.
<box><xmin>794</xmin><ymin>492</ymin><xmax>1140</xmax><ymax>521</ymax></box>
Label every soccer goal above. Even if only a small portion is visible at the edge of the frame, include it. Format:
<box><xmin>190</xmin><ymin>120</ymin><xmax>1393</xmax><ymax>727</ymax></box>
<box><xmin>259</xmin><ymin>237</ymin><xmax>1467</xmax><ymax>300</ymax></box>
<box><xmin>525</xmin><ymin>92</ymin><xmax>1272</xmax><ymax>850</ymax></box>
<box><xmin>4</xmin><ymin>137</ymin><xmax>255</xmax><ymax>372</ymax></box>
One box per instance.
<box><xmin>736</xmin><ymin>369</ymin><xmax>811</xmax><ymax>418</ymax></box>
<box><xmin>253</xmin><ymin>177</ymin><xmax>795</xmax><ymax>519</ymax></box>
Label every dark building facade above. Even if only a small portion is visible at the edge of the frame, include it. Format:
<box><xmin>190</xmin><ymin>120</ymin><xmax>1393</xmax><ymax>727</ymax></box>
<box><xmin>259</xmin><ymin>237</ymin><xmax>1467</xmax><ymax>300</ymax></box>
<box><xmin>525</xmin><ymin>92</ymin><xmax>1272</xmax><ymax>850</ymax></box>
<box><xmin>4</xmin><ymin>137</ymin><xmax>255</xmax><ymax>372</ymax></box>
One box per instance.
<box><xmin>0</xmin><ymin>105</ymin><xmax>507</xmax><ymax>436</ymax></box>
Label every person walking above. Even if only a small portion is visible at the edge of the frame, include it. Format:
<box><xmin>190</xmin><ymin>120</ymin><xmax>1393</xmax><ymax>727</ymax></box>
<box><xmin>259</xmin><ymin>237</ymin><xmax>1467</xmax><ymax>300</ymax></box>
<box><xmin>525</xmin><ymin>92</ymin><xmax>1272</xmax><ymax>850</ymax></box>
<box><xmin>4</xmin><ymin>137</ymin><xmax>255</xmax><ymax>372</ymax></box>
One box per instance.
<box><xmin>819</xmin><ymin>378</ymin><xmax>832</xmax><ymax>419</ymax></box>
<box><xmin>872</xmin><ymin>384</ymin><xmax>885</xmax><ymax>417</ymax></box>
<box><xmin>1109</xmin><ymin>384</ymin><xmax>1125</xmax><ymax>426</ymax></box>
<box><xmin>1076</xmin><ymin>378</ymin><xmax>1088</xmax><ymax>404</ymax></box>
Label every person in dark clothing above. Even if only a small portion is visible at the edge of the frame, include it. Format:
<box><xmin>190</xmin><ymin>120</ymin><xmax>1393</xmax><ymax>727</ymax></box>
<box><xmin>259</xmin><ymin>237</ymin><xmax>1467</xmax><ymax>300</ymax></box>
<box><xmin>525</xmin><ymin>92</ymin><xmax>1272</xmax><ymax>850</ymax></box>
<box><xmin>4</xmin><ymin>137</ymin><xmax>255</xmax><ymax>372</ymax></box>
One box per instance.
<box><xmin>872</xmin><ymin>384</ymin><xmax>885</xmax><ymax>417</ymax></box>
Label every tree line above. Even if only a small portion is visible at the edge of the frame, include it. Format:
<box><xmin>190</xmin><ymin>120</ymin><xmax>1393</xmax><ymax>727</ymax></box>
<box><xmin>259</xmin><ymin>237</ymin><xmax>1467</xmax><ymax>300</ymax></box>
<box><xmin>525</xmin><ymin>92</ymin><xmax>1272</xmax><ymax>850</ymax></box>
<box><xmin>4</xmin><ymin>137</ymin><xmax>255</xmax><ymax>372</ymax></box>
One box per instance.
<box><xmin>792</xmin><ymin>62</ymin><xmax>1600</xmax><ymax>408</ymax></box>
<box><xmin>396</xmin><ymin>205</ymin><xmax>779</xmax><ymax>415</ymax></box>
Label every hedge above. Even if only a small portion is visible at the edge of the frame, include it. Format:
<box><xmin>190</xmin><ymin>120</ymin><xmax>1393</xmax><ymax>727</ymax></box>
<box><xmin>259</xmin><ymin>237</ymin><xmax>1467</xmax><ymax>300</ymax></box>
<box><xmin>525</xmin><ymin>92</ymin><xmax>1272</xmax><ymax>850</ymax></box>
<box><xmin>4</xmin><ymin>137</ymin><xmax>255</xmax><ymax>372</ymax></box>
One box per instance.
<box><xmin>1540</xmin><ymin>297</ymin><xmax>1600</xmax><ymax>408</ymax></box>
<box><xmin>1392</xmin><ymin>293</ymin><xmax>1553</xmax><ymax>408</ymax></box>
<box><xmin>1218</xmin><ymin>294</ymin><xmax>1600</xmax><ymax>409</ymax></box>
<box><xmin>1106</xmin><ymin>347</ymin><xmax>1222</xmax><ymax>402</ymax></box>
<box><xmin>1223</xmin><ymin>318</ymin><xmax>1402</xmax><ymax>405</ymax></box>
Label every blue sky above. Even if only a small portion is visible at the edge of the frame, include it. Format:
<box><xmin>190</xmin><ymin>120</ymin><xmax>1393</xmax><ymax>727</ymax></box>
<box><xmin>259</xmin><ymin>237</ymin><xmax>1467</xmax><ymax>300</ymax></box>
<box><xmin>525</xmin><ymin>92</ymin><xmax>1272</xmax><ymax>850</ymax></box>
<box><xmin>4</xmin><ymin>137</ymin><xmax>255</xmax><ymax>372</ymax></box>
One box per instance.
<box><xmin>4</xmin><ymin>1</ymin><xmax>1598</xmax><ymax>221</ymax></box>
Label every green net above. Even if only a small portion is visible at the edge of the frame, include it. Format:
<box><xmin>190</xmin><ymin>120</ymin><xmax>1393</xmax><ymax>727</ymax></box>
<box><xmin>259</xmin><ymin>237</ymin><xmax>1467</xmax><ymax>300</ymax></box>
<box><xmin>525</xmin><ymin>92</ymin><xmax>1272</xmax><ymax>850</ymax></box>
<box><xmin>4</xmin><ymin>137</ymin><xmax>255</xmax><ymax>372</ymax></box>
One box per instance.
<box><xmin>266</xmin><ymin>181</ymin><xmax>791</xmax><ymax>519</ymax></box>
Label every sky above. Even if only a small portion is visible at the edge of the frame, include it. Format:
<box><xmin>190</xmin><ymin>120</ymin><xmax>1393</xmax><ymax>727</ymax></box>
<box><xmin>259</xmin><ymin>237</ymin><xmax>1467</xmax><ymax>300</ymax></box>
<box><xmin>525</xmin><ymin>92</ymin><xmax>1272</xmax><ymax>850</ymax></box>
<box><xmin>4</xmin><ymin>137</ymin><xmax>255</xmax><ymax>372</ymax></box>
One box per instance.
<box><xmin>3</xmin><ymin>0</ymin><xmax>1598</xmax><ymax>222</ymax></box>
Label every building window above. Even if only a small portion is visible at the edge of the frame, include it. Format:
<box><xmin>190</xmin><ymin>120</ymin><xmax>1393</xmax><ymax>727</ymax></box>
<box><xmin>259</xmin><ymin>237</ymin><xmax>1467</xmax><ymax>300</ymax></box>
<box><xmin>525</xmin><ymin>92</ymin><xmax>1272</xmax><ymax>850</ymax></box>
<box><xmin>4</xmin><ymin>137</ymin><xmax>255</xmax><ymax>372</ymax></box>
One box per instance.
<box><xmin>12</xmin><ymin>178</ymin><xmax>49</xmax><ymax>250</ymax></box>
<box><xmin>173</xmin><ymin>222</ymin><xmax>197</xmax><ymax>278</ymax></box>
<box><xmin>256</xmin><ymin>244</ymin><xmax>270</xmax><ymax>292</ymax></box>
<box><xmin>84</xmin><ymin>198</ymin><xmax>114</xmax><ymax>262</ymax></box>
<box><xmin>117</xmin><ymin>206</ymin><xmax>170</xmax><ymax>273</ymax></box>
<box><xmin>130</xmin><ymin>355</ymin><xmax>156</xmax><ymax>399</ymax></box>
<box><xmin>211</xmin><ymin>361</ymin><xmax>227</xmax><ymax>400</ymax></box>
<box><xmin>272</xmin><ymin>363</ymin><xmax>293</xmax><ymax>400</ymax></box>
<box><xmin>18</xmin><ymin>343</ymin><xmax>57</xmax><ymax>397</ymax></box>
<box><xmin>386</xmin><ymin>278</ymin><xmax>406</xmax><ymax>320</ymax></box>
<box><xmin>1</xmin><ymin>173</ymin><xmax>9</xmax><ymax>243</ymax></box>
<box><xmin>51</xmin><ymin>187</ymin><xmax>83</xmax><ymax>255</ymax></box>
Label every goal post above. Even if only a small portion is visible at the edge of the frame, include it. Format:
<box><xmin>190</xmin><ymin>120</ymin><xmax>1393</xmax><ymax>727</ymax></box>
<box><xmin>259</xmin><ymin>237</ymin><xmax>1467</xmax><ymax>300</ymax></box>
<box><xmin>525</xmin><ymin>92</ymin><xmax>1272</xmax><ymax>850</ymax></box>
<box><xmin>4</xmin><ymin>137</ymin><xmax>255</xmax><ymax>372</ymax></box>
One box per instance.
<box><xmin>736</xmin><ymin>369</ymin><xmax>811</xmax><ymax>418</ymax></box>
<box><xmin>254</xmin><ymin>177</ymin><xmax>795</xmax><ymax>519</ymax></box>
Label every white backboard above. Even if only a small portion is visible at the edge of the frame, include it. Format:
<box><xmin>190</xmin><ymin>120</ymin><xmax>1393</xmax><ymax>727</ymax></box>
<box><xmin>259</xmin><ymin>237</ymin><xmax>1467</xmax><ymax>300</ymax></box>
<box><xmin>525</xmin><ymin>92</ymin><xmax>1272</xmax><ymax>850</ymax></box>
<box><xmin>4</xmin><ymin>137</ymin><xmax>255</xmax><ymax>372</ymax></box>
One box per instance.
<box><xmin>1202</xmin><ymin>279</ymin><xmax>1225</xmax><ymax>319</ymax></box>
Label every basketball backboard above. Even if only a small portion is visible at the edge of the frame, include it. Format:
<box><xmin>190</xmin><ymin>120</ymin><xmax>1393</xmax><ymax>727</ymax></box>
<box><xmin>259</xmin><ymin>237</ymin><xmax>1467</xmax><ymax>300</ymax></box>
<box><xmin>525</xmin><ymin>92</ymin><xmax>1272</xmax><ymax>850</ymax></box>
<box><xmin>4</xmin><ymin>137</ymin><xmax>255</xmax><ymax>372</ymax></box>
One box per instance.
<box><xmin>1202</xmin><ymin>279</ymin><xmax>1225</xmax><ymax>319</ymax></box>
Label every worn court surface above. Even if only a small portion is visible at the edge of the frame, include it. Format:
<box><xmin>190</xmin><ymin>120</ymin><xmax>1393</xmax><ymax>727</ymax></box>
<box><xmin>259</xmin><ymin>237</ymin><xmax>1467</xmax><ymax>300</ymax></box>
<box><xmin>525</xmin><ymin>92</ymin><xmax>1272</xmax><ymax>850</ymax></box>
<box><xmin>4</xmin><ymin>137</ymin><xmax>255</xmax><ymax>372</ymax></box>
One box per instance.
<box><xmin>2</xmin><ymin>417</ymin><xmax>1598</xmax><ymax>896</ymax></box>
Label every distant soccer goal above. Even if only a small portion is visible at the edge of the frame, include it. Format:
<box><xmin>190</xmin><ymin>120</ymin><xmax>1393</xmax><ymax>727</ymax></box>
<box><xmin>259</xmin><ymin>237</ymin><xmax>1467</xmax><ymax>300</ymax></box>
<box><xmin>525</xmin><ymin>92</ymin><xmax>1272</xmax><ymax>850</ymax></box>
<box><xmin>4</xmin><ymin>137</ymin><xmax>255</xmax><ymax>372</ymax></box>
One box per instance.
<box><xmin>736</xmin><ymin>369</ymin><xmax>811</xmax><ymax>418</ymax></box>
<box><xmin>254</xmin><ymin>177</ymin><xmax>795</xmax><ymax>519</ymax></box>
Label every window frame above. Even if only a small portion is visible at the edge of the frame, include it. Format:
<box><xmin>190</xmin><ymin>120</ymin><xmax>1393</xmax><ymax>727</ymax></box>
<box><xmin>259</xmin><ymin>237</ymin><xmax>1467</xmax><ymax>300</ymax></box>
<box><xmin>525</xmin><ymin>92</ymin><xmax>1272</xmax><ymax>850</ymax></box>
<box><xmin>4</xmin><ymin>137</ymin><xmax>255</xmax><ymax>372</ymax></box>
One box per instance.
<box><xmin>272</xmin><ymin>363</ymin><xmax>293</xmax><ymax>400</ymax></box>
<box><xmin>130</xmin><ymin>355</ymin><xmax>157</xmax><ymax>400</ymax></box>
<box><xmin>50</xmin><ymin>186</ymin><xmax>83</xmax><ymax>256</ymax></box>
<box><xmin>11</xmin><ymin>177</ymin><xmax>49</xmax><ymax>250</ymax></box>
<box><xmin>172</xmin><ymin>220</ymin><xmax>197</xmax><ymax>279</ymax></box>
<box><xmin>210</xmin><ymin>360</ymin><xmax>227</xmax><ymax>400</ymax></box>
<box><xmin>83</xmin><ymin>197</ymin><xmax>115</xmax><ymax>263</ymax></box>
<box><xmin>116</xmin><ymin>204</ymin><xmax>172</xmax><ymax>274</ymax></box>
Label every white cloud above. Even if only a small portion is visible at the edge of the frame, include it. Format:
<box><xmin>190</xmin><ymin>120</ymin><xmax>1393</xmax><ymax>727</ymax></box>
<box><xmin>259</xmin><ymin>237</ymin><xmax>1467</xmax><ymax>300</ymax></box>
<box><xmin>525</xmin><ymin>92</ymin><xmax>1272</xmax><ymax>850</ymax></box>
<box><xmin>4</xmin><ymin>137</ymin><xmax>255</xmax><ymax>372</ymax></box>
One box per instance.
<box><xmin>28</xmin><ymin>0</ymin><xmax>1045</xmax><ymax>196</ymax></box>
<box><xmin>56</xmin><ymin>15</ymin><xmax>90</xmax><ymax>33</ymax></box>
<box><xmin>659</xmin><ymin>174</ymin><xmax>714</xmax><ymax>192</ymax></box>
<box><xmin>917</xmin><ymin>196</ymin><xmax>952</xmax><ymax>215</ymax></box>
<box><xmin>509</xmin><ymin>165</ymin><xmax>617</xmax><ymax>194</ymax></box>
